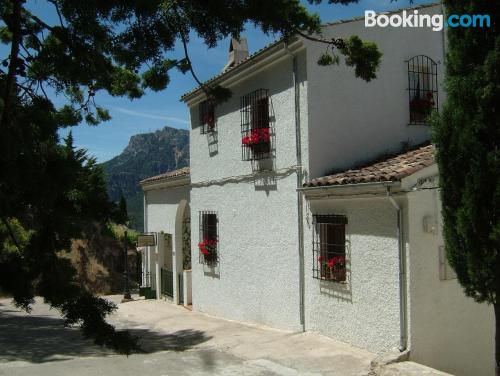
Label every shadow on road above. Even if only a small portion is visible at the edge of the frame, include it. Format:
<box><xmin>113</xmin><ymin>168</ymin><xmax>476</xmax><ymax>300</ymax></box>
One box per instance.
<box><xmin>0</xmin><ymin>308</ymin><xmax>211</xmax><ymax>364</ymax></box>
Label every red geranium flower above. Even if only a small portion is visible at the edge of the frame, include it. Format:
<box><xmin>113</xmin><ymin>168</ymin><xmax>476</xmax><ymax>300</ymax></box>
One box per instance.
<box><xmin>241</xmin><ymin>127</ymin><xmax>270</xmax><ymax>146</ymax></box>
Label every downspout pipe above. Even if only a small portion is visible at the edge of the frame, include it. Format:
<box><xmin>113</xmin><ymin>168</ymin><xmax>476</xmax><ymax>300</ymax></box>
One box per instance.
<box><xmin>285</xmin><ymin>42</ymin><xmax>306</xmax><ymax>332</ymax></box>
<box><xmin>143</xmin><ymin>192</ymin><xmax>149</xmax><ymax>287</ymax></box>
<box><xmin>387</xmin><ymin>186</ymin><xmax>408</xmax><ymax>351</ymax></box>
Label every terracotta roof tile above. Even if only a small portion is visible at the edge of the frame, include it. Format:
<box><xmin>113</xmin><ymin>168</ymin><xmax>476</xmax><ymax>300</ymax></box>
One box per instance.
<box><xmin>304</xmin><ymin>144</ymin><xmax>435</xmax><ymax>187</ymax></box>
<box><xmin>140</xmin><ymin>167</ymin><xmax>190</xmax><ymax>184</ymax></box>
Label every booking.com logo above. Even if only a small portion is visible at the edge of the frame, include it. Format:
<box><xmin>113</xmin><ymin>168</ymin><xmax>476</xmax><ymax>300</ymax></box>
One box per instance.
<box><xmin>365</xmin><ymin>10</ymin><xmax>491</xmax><ymax>31</ymax></box>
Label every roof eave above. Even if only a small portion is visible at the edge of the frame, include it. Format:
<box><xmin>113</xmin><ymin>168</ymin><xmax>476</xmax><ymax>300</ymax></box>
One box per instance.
<box><xmin>180</xmin><ymin>38</ymin><xmax>303</xmax><ymax>105</ymax></box>
<box><xmin>140</xmin><ymin>175</ymin><xmax>191</xmax><ymax>191</ymax></box>
<box><xmin>298</xmin><ymin>181</ymin><xmax>402</xmax><ymax>199</ymax></box>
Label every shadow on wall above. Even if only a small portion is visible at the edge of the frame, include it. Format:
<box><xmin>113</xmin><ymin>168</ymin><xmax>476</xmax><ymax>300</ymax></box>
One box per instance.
<box><xmin>207</xmin><ymin>131</ymin><xmax>218</xmax><ymax>157</ymax></box>
<box><xmin>0</xmin><ymin>309</ymin><xmax>212</xmax><ymax>364</ymax></box>
<box><xmin>202</xmin><ymin>264</ymin><xmax>221</xmax><ymax>279</ymax></box>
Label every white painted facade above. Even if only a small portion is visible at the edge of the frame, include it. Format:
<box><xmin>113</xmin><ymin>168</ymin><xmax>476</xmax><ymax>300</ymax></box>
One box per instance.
<box><xmin>302</xmin><ymin>165</ymin><xmax>495</xmax><ymax>376</ymax></box>
<box><xmin>306</xmin><ymin>4</ymin><xmax>446</xmax><ymax>178</ymax></box>
<box><xmin>142</xmin><ymin>178</ymin><xmax>190</xmax><ymax>305</ymax></box>
<box><xmin>187</xmin><ymin>43</ymin><xmax>307</xmax><ymax>331</ymax></box>
<box><xmin>141</xmin><ymin>3</ymin><xmax>494</xmax><ymax>375</ymax></box>
<box><xmin>303</xmin><ymin>196</ymin><xmax>402</xmax><ymax>352</ymax></box>
<box><xmin>402</xmin><ymin>166</ymin><xmax>495</xmax><ymax>376</ymax></box>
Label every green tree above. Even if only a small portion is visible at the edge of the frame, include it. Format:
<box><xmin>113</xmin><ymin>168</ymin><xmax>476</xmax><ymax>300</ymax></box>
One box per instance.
<box><xmin>115</xmin><ymin>195</ymin><xmax>129</xmax><ymax>226</ymax></box>
<box><xmin>0</xmin><ymin>0</ymin><xmax>381</xmax><ymax>352</ymax></box>
<box><xmin>432</xmin><ymin>1</ymin><xmax>499</xmax><ymax>373</ymax></box>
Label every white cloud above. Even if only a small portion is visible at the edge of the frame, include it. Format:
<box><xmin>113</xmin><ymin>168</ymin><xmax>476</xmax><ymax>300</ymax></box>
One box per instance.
<box><xmin>111</xmin><ymin>107</ymin><xmax>190</xmax><ymax>125</ymax></box>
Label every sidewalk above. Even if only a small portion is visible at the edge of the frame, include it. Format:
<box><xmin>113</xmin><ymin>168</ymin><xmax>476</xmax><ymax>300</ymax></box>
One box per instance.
<box><xmin>110</xmin><ymin>297</ymin><xmax>374</xmax><ymax>375</ymax></box>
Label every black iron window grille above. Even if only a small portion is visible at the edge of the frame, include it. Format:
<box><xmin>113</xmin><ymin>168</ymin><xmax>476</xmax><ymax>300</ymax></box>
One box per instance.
<box><xmin>200</xmin><ymin>100</ymin><xmax>216</xmax><ymax>134</ymax></box>
<box><xmin>240</xmin><ymin>89</ymin><xmax>272</xmax><ymax>161</ymax></box>
<box><xmin>312</xmin><ymin>215</ymin><xmax>348</xmax><ymax>282</ymax></box>
<box><xmin>407</xmin><ymin>55</ymin><xmax>438</xmax><ymax>125</ymax></box>
<box><xmin>199</xmin><ymin>211</ymin><xmax>218</xmax><ymax>266</ymax></box>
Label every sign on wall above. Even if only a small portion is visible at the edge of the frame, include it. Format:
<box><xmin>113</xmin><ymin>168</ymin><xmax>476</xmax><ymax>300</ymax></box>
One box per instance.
<box><xmin>137</xmin><ymin>234</ymin><xmax>156</xmax><ymax>247</ymax></box>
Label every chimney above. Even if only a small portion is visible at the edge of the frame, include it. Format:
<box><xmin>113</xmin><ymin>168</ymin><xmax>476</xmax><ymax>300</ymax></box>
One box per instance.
<box><xmin>222</xmin><ymin>38</ymin><xmax>249</xmax><ymax>72</ymax></box>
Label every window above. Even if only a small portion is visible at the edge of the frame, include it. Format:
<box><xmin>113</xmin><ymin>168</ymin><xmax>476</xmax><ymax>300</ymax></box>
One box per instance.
<box><xmin>407</xmin><ymin>55</ymin><xmax>438</xmax><ymax>124</ymax></box>
<box><xmin>198</xmin><ymin>211</ymin><xmax>218</xmax><ymax>265</ymax></box>
<box><xmin>312</xmin><ymin>215</ymin><xmax>348</xmax><ymax>282</ymax></box>
<box><xmin>240</xmin><ymin>89</ymin><xmax>271</xmax><ymax>161</ymax></box>
<box><xmin>200</xmin><ymin>100</ymin><xmax>215</xmax><ymax>134</ymax></box>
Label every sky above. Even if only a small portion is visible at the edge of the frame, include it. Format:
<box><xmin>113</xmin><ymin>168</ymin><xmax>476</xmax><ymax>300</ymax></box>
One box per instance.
<box><xmin>14</xmin><ymin>0</ymin><xmax>431</xmax><ymax>162</ymax></box>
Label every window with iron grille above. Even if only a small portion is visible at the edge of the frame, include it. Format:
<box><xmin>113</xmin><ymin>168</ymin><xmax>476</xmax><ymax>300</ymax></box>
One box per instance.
<box><xmin>240</xmin><ymin>89</ymin><xmax>271</xmax><ymax>161</ymax></box>
<box><xmin>407</xmin><ymin>55</ymin><xmax>438</xmax><ymax>125</ymax></box>
<box><xmin>312</xmin><ymin>215</ymin><xmax>348</xmax><ymax>282</ymax></box>
<box><xmin>200</xmin><ymin>100</ymin><xmax>216</xmax><ymax>134</ymax></box>
<box><xmin>198</xmin><ymin>211</ymin><xmax>218</xmax><ymax>265</ymax></box>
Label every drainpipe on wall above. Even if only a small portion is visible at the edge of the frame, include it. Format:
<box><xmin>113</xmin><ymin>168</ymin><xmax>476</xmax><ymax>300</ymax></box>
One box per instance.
<box><xmin>387</xmin><ymin>186</ymin><xmax>408</xmax><ymax>352</ymax></box>
<box><xmin>143</xmin><ymin>192</ymin><xmax>149</xmax><ymax>288</ymax></box>
<box><xmin>285</xmin><ymin>42</ymin><xmax>306</xmax><ymax>332</ymax></box>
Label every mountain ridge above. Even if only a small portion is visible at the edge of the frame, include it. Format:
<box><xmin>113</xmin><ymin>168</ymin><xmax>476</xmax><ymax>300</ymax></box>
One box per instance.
<box><xmin>101</xmin><ymin>126</ymin><xmax>189</xmax><ymax>231</ymax></box>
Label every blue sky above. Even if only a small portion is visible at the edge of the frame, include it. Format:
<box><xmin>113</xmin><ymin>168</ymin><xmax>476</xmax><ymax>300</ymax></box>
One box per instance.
<box><xmin>17</xmin><ymin>0</ymin><xmax>430</xmax><ymax>162</ymax></box>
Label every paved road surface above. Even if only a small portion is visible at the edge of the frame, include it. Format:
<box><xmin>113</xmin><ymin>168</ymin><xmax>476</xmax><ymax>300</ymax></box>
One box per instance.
<box><xmin>0</xmin><ymin>295</ymin><xmax>374</xmax><ymax>375</ymax></box>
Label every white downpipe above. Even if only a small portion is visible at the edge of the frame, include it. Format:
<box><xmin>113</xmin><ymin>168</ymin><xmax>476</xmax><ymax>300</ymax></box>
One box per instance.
<box><xmin>285</xmin><ymin>42</ymin><xmax>305</xmax><ymax>331</ymax></box>
<box><xmin>387</xmin><ymin>186</ymin><xmax>408</xmax><ymax>351</ymax></box>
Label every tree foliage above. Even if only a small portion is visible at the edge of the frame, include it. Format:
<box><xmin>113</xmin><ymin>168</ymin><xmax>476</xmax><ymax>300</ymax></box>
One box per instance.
<box><xmin>0</xmin><ymin>0</ymin><xmax>381</xmax><ymax>353</ymax></box>
<box><xmin>432</xmin><ymin>0</ymin><xmax>499</xmax><ymax>371</ymax></box>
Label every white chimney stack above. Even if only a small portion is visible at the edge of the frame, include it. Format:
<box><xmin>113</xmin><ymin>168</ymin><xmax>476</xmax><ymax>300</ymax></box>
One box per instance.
<box><xmin>222</xmin><ymin>38</ymin><xmax>249</xmax><ymax>72</ymax></box>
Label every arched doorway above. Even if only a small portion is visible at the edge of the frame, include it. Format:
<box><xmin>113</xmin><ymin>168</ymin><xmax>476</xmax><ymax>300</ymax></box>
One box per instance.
<box><xmin>174</xmin><ymin>200</ymin><xmax>191</xmax><ymax>306</ymax></box>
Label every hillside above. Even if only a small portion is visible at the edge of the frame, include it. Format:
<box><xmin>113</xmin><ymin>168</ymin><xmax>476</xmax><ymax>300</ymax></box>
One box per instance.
<box><xmin>101</xmin><ymin>126</ymin><xmax>189</xmax><ymax>231</ymax></box>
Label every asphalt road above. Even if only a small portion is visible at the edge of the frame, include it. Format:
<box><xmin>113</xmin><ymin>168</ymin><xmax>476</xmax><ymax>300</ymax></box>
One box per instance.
<box><xmin>0</xmin><ymin>296</ymin><xmax>374</xmax><ymax>376</ymax></box>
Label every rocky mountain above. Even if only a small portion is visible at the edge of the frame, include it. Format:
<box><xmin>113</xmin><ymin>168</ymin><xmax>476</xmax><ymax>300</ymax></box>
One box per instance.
<box><xmin>101</xmin><ymin>126</ymin><xmax>189</xmax><ymax>231</ymax></box>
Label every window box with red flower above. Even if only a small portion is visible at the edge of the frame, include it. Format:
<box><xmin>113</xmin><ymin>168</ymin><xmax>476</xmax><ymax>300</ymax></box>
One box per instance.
<box><xmin>200</xmin><ymin>100</ymin><xmax>216</xmax><ymax>134</ymax></box>
<box><xmin>199</xmin><ymin>211</ymin><xmax>218</xmax><ymax>266</ymax></box>
<box><xmin>407</xmin><ymin>55</ymin><xmax>438</xmax><ymax>125</ymax></box>
<box><xmin>198</xmin><ymin>238</ymin><xmax>218</xmax><ymax>265</ymax></box>
<box><xmin>240</xmin><ymin>89</ymin><xmax>272</xmax><ymax>161</ymax></box>
<box><xmin>409</xmin><ymin>92</ymin><xmax>435</xmax><ymax>123</ymax></box>
<box><xmin>313</xmin><ymin>215</ymin><xmax>348</xmax><ymax>283</ymax></box>
<box><xmin>241</xmin><ymin>127</ymin><xmax>270</xmax><ymax>155</ymax></box>
<box><xmin>317</xmin><ymin>255</ymin><xmax>346</xmax><ymax>282</ymax></box>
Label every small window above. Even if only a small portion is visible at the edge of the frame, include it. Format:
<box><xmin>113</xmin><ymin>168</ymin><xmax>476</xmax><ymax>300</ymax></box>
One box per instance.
<box><xmin>313</xmin><ymin>215</ymin><xmax>348</xmax><ymax>282</ymax></box>
<box><xmin>200</xmin><ymin>100</ymin><xmax>215</xmax><ymax>134</ymax></box>
<box><xmin>407</xmin><ymin>55</ymin><xmax>438</xmax><ymax>125</ymax></box>
<box><xmin>198</xmin><ymin>211</ymin><xmax>218</xmax><ymax>265</ymax></box>
<box><xmin>240</xmin><ymin>89</ymin><xmax>271</xmax><ymax>161</ymax></box>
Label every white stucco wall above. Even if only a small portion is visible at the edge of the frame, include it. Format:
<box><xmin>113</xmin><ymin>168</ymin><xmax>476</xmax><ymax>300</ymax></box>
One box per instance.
<box><xmin>188</xmin><ymin>49</ymin><xmax>308</xmax><ymax>331</ymax></box>
<box><xmin>306</xmin><ymin>4</ymin><xmax>446</xmax><ymax>179</ymax></box>
<box><xmin>304</xmin><ymin>197</ymin><xmax>402</xmax><ymax>352</ymax></box>
<box><xmin>404</xmin><ymin>170</ymin><xmax>495</xmax><ymax>376</ymax></box>
<box><xmin>143</xmin><ymin>184</ymin><xmax>190</xmax><ymax>301</ymax></box>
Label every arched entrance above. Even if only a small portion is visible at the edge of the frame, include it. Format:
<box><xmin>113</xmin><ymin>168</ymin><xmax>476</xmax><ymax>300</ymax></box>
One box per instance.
<box><xmin>174</xmin><ymin>200</ymin><xmax>191</xmax><ymax>306</ymax></box>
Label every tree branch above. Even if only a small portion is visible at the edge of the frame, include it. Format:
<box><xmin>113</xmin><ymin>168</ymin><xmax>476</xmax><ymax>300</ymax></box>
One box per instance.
<box><xmin>178</xmin><ymin>29</ymin><xmax>212</xmax><ymax>100</ymax></box>
<box><xmin>48</xmin><ymin>0</ymin><xmax>65</xmax><ymax>27</ymax></box>
<box><xmin>1</xmin><ymin>217</ymin><xmax>21</xmax><ymax>250</ymax></box>
<box><xmin>0</xmin><ymin>0</ymin><xmax>23</xmax><ymax>130</ymax></box>
<box><xmin>295</xmin><ymin>30</ymin><xmax>345</xmax><ymax>49</ymax></box>
<box><xmin>30</xmin><ymin>14</ymin><xmax>54</xmax><ymax>32</ymax></box>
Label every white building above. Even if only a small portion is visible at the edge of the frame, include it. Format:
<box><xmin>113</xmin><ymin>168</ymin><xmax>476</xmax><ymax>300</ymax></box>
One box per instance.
<box><xmin>140</xmin><ymin>4</ymin><xmax>495</xmax><ymax>375</ymax></box>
